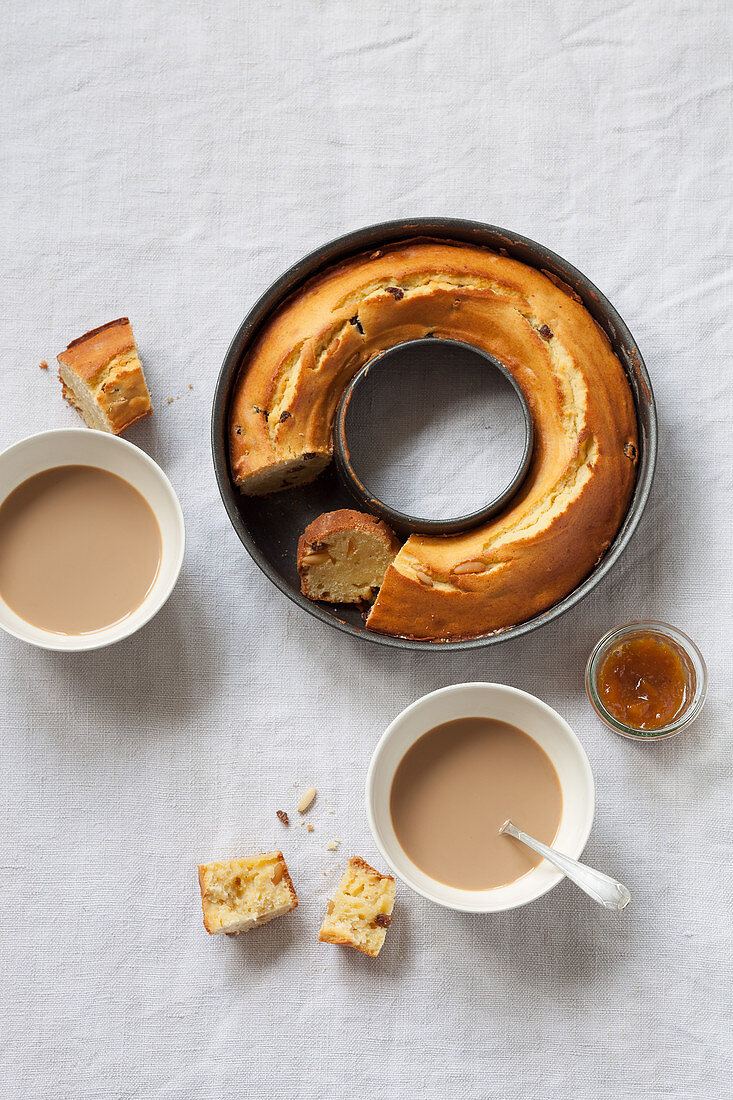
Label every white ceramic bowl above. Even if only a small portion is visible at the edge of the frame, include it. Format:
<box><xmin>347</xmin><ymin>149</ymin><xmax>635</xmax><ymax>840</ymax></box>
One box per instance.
<box><xmin>366</xmin><ymin>683</ymin><xmax>595</xmax><ymax>912</ymax></box>
<box><xmin>0</xmin><ymin>429</ymin><xmax>185</xmax><ymax>651</ymax></box>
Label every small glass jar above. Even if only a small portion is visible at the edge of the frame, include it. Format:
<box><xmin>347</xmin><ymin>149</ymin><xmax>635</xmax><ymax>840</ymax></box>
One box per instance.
<box><xmin>586</xmin><ymin>620</ymin><xmax>707</xmax><ymax>740</ymax></box>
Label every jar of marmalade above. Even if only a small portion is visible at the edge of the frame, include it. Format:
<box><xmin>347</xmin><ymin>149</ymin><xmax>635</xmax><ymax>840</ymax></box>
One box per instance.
<box><xmin>586</xmin><ymin>621</ymin><xmax>707</xmax><ymax>740</ymax></box>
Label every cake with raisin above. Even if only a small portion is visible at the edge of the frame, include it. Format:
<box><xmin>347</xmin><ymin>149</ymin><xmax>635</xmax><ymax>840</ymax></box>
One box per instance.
<box><xmin>57</xmin><ymin>317</ymin><xmax>152</xmax><ymax>435</ymax></box>
<box><xmin>198</xmin><ymin>852</ymin><xmax>298</xmax><ymax>935</ymax></box>
<box><xmin>229</xmin><ymin>240</ymin><xmax>638</xmax><ymax>640</ymax></box>
<box><xmin>318</xmin><ymin>856</ymin><xmax>395</xmax><ymax>957</ymax></box>
<box><xmin>297</xmin><ymin>509</ymin><xmax>401</xmax><ymax>604</ymax></box>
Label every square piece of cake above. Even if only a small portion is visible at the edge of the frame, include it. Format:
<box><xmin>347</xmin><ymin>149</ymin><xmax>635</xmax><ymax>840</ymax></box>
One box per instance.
<box><xmin>57</xmin><ymin>317</ymin><xmax>152</xmax><ymax>435</ymax></box>
<box><xmin>318</xmin><ymin>856</ymin><xmax>395</xmax><ymax>957</ymax></box>
<box><xmin>198</xmin><ymin>851</ymin><xmax>298</xmax><ymax>935</ymax></box>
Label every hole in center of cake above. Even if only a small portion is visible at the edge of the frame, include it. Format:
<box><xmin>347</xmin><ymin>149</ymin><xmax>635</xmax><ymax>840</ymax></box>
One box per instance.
<box><xmin>342</xmin><ymin>339</ymin><xmax>530</xmax><ymax>523</ymax></box>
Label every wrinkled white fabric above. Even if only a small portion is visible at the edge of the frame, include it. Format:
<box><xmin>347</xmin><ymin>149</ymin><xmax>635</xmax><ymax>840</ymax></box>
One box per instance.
<box><xmin>1</xmin><ymin>2</ymin><xmax>731</xmax><ymax>1097</ymax></box>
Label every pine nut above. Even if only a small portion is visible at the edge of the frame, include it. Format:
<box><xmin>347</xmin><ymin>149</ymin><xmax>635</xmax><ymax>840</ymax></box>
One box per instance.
<box><xmin>414</xmin><ymin>570</ymin><xmax>434</xmax><ymax>587</ymax></box>
<box><xmin>297</xmin><ymin>786</ymin><xmax>317</xmax><ymax>813</ymax></box>
<box><xmin>271</xmin><ymin>864</ymin><xmax>284</xmax><ymax>885</ymax></box>
<box><xmin>453</xmin><ymin>560</ymin><xmax>486</xmax><ymax>575</ymax></box>
<box><xmin>302</xmin><ymin>552</ymin><xmax>329</xmax><ymax>565</ymax></box>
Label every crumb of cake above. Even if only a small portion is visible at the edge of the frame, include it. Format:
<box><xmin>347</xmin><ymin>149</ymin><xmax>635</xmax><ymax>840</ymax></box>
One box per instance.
<box><xmin>39</xmin><ymin>360</ymin><xmax>49</xmax><ymax>370</ymax></box>
<box><xmin>167</xmin><ymin>397</ymin><xmax>175</xmax><ymax>404</ymax></box>
<box><xmin>306</xmin><ymin>823</ymin><xmax>314</xmax><ymax>833</ymax></box>
<box><xmin>318</xmin><ymin>856</ymin><xmax>395</xmax><ymax>957</ymax></box>
<box><xmin>276</xmin><ymin>810</ymin><xmax>289</xmax><ymax>826</ymax></box>
<box><xmin>198</xmin><ymin>852</ymin><xmax>298</xmax><ymax>935</ymax></box>
<box><xmin>326</xmin><ymin>838</ymin><xmax>340</xmax><ymax>851</ymax></box>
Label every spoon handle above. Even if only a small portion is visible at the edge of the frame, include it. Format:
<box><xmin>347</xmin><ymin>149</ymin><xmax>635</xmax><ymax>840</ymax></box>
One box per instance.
<box><xmin>500</xmin><ymin>820</ymin><xmax>631</xmax><ymax>911</ymax></box>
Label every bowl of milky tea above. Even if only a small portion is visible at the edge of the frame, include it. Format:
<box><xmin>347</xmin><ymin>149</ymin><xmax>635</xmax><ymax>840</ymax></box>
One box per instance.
<box><xmin>0</xmin><ymin>429</ymin><xmax>185</xmax><ymax>650</ymax></box>
<box><xmin>366</xmin><ymin>682</ymin><xmax>595</xmax><ymax>913</ymax></box>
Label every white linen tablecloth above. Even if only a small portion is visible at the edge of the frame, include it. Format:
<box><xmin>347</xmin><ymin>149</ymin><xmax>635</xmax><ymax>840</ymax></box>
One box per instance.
<box><xmin>1</xmin><ymin>2</ymin><xmax>731</xmax><ymax>1097</ymax></box>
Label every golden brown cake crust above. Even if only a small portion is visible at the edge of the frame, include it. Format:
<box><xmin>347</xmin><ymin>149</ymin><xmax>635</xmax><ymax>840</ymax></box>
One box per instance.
<box><xmin>197</xmin><ymin>864</ymin><xmax>213</xmax><ymax>933</ymax></box>
<box><xmin>297</xmin><ymin>508</ymin><xmax>399</xmax><ymax>552</ymax></box>
<box><xmin>229</xmin><ymin>239</ymin><xmax>638</xmax><ymax>640</ymax></box>
<box><xmin>57</xmin><ymin>317</ymin><xmax>152</xmax><ymax>434</ymax></box>
<box><xmin>58</xmin><ymin>318</ymin><xmax>135</xmax><ymax>380</ymax></box>
<box><xmin>274</xmin><ymin>856</ymin><xmax>297</xmax><ymax>907</ymax></box>
<box><xmin>349</xmin><ymin>855</ymin><xmax>393</xmax><ymax>881</ymax></box>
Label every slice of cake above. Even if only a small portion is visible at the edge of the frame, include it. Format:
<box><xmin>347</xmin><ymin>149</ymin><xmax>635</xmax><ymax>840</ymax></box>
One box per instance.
<box><xmin>57</xmin><ymin>317</ymin><xmax>152</xmax><ymax>435</ymax></box>
<box><xmin>198</xmin><ymin>851</ymin><xmax>298</xmax><ymax>935</ymax></box>
<box><xmin>297</xmin><ymin>510</ymin><xmax>401</xmax><ymax>605</ymax></box>
<box><xmin>318</xmin><ymin>856</ymin><xmax>395</xmax><ymax>957</ymax></box>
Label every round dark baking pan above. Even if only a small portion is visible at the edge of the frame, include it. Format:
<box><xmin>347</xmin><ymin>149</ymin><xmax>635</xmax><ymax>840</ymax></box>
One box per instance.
<box><xmin>211</xmin><ymin>218</ymin><xmax>657</xmax><ymax>651</ymax></box>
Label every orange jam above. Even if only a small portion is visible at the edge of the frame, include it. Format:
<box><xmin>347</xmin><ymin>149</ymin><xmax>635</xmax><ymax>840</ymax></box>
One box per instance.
<box><xmin>596</xmin><ymin>632</ymin><xmax>694</xmax><ymax>731</ymax></box>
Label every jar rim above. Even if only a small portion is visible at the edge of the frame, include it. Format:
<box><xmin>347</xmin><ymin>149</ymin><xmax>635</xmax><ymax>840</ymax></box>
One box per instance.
<box><xmin>585</xmin><ymin>620</ymin><xmax>707</xmax><ymax>740</ymax></box>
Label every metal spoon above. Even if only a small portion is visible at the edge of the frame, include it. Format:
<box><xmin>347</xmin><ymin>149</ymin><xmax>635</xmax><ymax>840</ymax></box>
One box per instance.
<box><xmin>499</xmin><ymin>819</ymin><xmax>631</xmax><ymax>910</ymax></box>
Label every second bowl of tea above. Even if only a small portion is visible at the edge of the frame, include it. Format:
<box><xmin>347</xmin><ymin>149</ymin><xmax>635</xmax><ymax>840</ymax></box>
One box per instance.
<box><xmin>366</xmin><ymin>683</ymin><xmax>595</xmax><ymax>913</ymax></box>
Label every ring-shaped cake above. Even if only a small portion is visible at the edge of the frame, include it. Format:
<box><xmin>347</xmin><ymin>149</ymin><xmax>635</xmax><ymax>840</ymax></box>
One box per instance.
<box><xmin>228</xmin><ymin>240</ymin><xmax>638</xmax><ymax>642</ymax></box>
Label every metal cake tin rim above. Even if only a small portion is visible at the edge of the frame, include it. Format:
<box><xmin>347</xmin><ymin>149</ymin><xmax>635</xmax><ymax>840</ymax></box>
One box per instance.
<box><xmin>332</xmin><ymin>337</ymin><xmax>534</xmax><ymax>536</ymax></box>
<box><xmin>211</xmin><ymin>217</ymin><xmax>658</xmax><ymax>652</ymax></box>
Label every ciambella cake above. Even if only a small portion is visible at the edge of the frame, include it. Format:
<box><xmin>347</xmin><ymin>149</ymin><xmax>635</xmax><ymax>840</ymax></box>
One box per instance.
<box><xmin>57</xmin><ymin>317</ymin><xmax>152</xmax><ymax>435</ymax></box>
<box><xmin>229</xmin><ymin>240</ymin><xmax>638</xmax><ymax>641</ymax></box>
<box><xmin>198</xmin><ymin>852</ymin><xmax>298</xmax><ymax>935</ymax></box>
<box><xmin>318</xmin><ymin>856</ymin><xmax>395</xmax><ymax>957</ymax></box>
<box><xmin>297</xmin><ymin>509</ymin><xmax>401</xmax><ymax>604</ymax></box>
